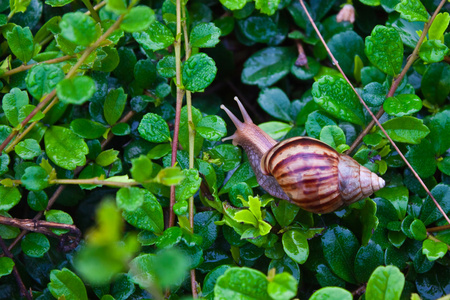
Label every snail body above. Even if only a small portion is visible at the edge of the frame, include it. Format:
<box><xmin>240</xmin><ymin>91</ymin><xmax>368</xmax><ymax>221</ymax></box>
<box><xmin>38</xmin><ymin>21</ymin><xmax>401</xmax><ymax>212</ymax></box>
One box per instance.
<box><xmin>221</xmin><ymin>98</ymin><xmax>385</xmax><ymax>214</ymax></box>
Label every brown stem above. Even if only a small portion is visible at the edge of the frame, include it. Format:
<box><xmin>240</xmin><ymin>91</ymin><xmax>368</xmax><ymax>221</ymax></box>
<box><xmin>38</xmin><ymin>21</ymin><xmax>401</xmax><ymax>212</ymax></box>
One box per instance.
<box><xmin>427</xmin><ymin>224</ymin><xmax>450</xmax><ymax>233</ymax></box>
<box><xmin>0</xmin><ymin>55</ymin><xmax>75</xmax><ymax>78</ymax></box>
<box><xmin>190</xmin><ymin>269</ymin><xmax>198</xmax><ymax>298</ymax></box>
<box><xmin>347</xmin><ymin>108</ymin><xmax>384</xmax><ymax>154</ymax></box>
<box><xmin>295</xmin><ymin>40</ymin><xmax>308</xmax><ymax>67</ymax></box>
<box><xmin>299</xmin><ymin>0</ymin><xmax>450</xmax><ymax>225</ymax></box>
<box><xmin>0</xmin><ymin>216</ymin><xmax>80</xmax><ymax>237</ymax></box>
<box><xmin>0</xmin><ymin>237</ymin><xmax>32</xmax><ymax>300</ymax></box>
<box><xmin>352</xmin><ymin>284</ymin><xmax>366</xmax><ymax>297</ymax></box>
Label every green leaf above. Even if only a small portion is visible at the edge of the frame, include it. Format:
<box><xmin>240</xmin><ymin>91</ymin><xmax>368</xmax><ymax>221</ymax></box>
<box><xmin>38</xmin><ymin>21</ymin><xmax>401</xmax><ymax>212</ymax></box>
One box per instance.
<box><xmin>271</xmin><ymin>200</ymin><xmax>299</xmax><ymax>227</ymax></box>
<box><xmin>419</xmin><ymin>39</ymin><xmax>449</xmax><ymax>63</ymax></box>
<box><xmin>257</xmin><ymin>88</ymin><xmax>292</xmax><ymax>122</ymax></box>
<box><xmin>96</xmin><ymin>149</ymin><xmax>119</xmax><ymax>166</ymax></box>
<box><xmin>194</xmin><ymin>211</ymin><xmax>221</xmax><ymax>249</ymax></box>
<box><xmin>234</xmin><ymin>210</ymin><xmax>258</xmax><ymax>226</ymax></box>
<box><xmin>267</xmin><ymin>272</ymin><xmax>297</xmax><ymax>300</ymax></box>
<box><xmin>70</xmin><ymin>119</ymin><xmax>107</xmax><ymax>139</ymax></box>
<box><xmin>428</xmin><ymin>12</ymin><xmax>450</xmax><ymax>41</ymax></box>
<box><xmin>291</xmin><ymin>56</ymin><xmax>321</xmax><ymax>80</ymax></box>
<box><xmin>0</xmin><ymin>187</ymin><xmax>21</xmax><ymax>211</ymax></box>
<box><xmin>362</xmin><ymin>82</ymin><xmax>386</xmax><ymax>107</ymax></box>
<box><xmin>6</xmin><ymin>25</ymin><xmax>34</xmax><ymax>63</ymax></box>
<box><xmin>394</xmin><ymin>0</ymin><xmax>429</xmax><ymax>22</ymax></box>
<box><xmin>282</xmin><ymin>229</ymin><xmax>309</xmax><ymax>264</ymax></box>
<box><xmin>214</xmin><ymin>267</ymin><xmax>270</xmax><ymax>300</ymax></box>
<box><xmin>45</xmin><ymin>0</ymin><xmax>73</xmax><ymax>7</ymax></box>
<box><xmin>354</xmin><ymin>242</ymin><xmax>384</xmax><ymax>283</ymax></box>
<box><xmin>380</xmin><ymin>116</ymin><xmax>430</xmax><ymax>144</ymax></box>
<box><xmin>56</xmin><ymin>76</ymin><xmax>96</xmax><ymax>105</ymax></box>
<box><xmin>105</xmin><ymin>0</ymin><xmax>127</xmax><ymax>14</ymax></box>
<box><xmin>420</xmin><ymin>184</ymin><xmax>450</xmax><ymax>226</ymax></box>
<box><xmin>438</xmin><ymin>157</ymin><xmax>450</xmax><ymax>176</ymax></box>
<box><xmin>48</xmin><ymin>268</ymin><xmax>88</xmax><ymax>300</ymax></box>
<box><xmin>134</xmin><ymin>58</ymin><xmax>157</xmax><ymax>88</ymax></box>
<box><xmin>421</xmin><ymin>62</ymin><xmax>450</xmax><ymax>105</ymax></box>
<box><xmin>365</xmin><ymin>265</ymin><xmax>405</xmax><ymax>300</ymax></box>
<box><xmin>328</xmin><ymin>31</ymin><xmax>366</xmax><ymax>78</ymax></box>
<box><xmin>305</xmin><ymin>111</ymin><xmax>336</xmax><ymax>139</ymax></box>
<box><xmin>120</xmin><ymin>6</ymin><xmax>155</xmax><ymax>32</ymax></box>
<box><xmin>258</xmin><ymin>122</ymin><xmax>292</xmax><ymax>140</ymax></box>
<box><xmin>21</xmin><ymin>232</ymin><xmax>50</xmax><ymax>257</ymax></box>
<box><xmin>27</xmin><ymin>191</ymin><xmax>49</xmax><ymax>211</ymax></box>
<box><xmin>45</xmin><ymin>210</ymin><xmax>73</xmax><ymax>235</ymax></box>
<box><xmin>383</xmin><ymin>94</ymin><xmax>422</xmax><ymax>117</ymax></box>
<box><xmin>312</xmin><ymin>75</ymin><xmax>365</xmax><ymax>126</ymax></box>
<box><xmin>255</xmin><ymin>0</ymin><xmax>280</xmax><ymax>15</ymax></box>
<box><xmin>155</xmin><ymin>166</ymin><xmax>185</xmax><ymax>186</ymax></box>
<box><xmin>182</xmin><ymin>53</ymin><xmax>217</xmax><ymax>92</ymax></box>
<box><xmin>2</xmin><ymin>88</ymin><xmax>29</xmax><ymax>127</ymax></box>
<box><xmin>15</xmin><ymin>139</ymin><xmax>41</xmax><ymax>160</ymax></box>
<box><xmin>44</xmin><ymin>126</ymin><xmax>89</xmax><ymax>170</ymax></box>
<box><xmin>405</xmin><ymin>139</ymin><xmax>436</xmax><ymax>178</ymax></box>
<box><xmin>104</xmin><ymin>88</ymin><xmax>127</xmax><ymax>126</ymax></box>
<box><xmin>365</xmin><ymin>25</ymin><xmax>403</xmax><ymax>76</ymax></box>
<box><xmin>138</xmin><ymin>113</ymin><xmax>170</xmax><ymax>143</ymax></box>
<box><xmin>157</xmin><ymin>56</ymin><xmax>176</xmax><ymax>78</ymax></box>
<box><xmin>10</xmin><ymin>0</ymin><xmax>31</xmax><ymax>13</ymax></box>
<box><xmin>26</xmin><ymin>64</ymin><xmax>64</xmax><ymax>99</ymax></box>
<box><xmin>422</xmin><ymin>239</ymin><xmax>448</xmax><ymax>261</ymax></box>
<box><xmin>220</xmin><ymin>161</ymin><xmax>257</xmax><ymax>194</ymax></box>
<box><xmin>132</xmin><ymin>21</ymin><xmax>174</xmax><ymax>51</ymax></box>
<box><xmin>0</xmin><ymin>257</ymin><xmax>14</xmax><ymax>278</ymax></box>
<box><xmin>322</xmin><ymin>226</ymin><xmax>359</xmax><ymax>284</ymax></box>
<box><xmin>319</xmin><ymin>125</ymin><xmax>346</xmax><ymax>150</ymax></box>
<box><xmin>122</xmin><ymin>190</ymin><xmax>164</xmax><ymax>234</ymax></box>
<box><xmin>21</xmin><ymin>166</ymin><xmax>50</xmax><ymax>191</ymax></box>
<box><xmin>219</xmin><ymin>0</ymin><xmax>246</xmax><ymax>10</ymax></box>
<box><xmin>208</xmin><ymin>144</ymin><xmax>242</xmax><ymax>172</ymax></box>
<box><xmin>175</xmin><ymin>169</ymin><xmax>202</xmax><ymax>202</ymax></box>
<box><xmin>131</xmin><ymin>155</ymin><xmax>153</xmax><ymax>182</ymax></box>
<box><xmin>241</xmin><ymin>47</ymin><xmax>296</xmax><ymax>87</ymax></box>
<box><xmin>428</xmin><ymin>110</ymin><xmax>450</xmax><ymax>155</ymax></box>
<box><xmin>310</xmin><ymin>287</ymin><xmax>352</xmax><ymax>300</ymax></box>
<box><xmin>197</xmin><ymin>115</ymin><xmax>227</xmax><ymax>141</ymax></box>
<box><xmin>59</xmin><ymin>12</ymin><xmax>98</xmax><ymax>46</ymax></box>
<box><xmin>375</xmin><ymin>186</ymin><xmax>408</xmax><ymax>220</ymax></box>
<box><xmin>190</xmin><ymin>22</ymin><xmax>221</xmax><ymax>48</ymax></box>
<box><xmin>116</xmin><ymin>187</ymin><xmax>145</xmax><ymax>211</ymax></box>
<box><xmin>410</xmin><ymin>219</ymin><xmax>427</xmax><ymax>241</ymax></box>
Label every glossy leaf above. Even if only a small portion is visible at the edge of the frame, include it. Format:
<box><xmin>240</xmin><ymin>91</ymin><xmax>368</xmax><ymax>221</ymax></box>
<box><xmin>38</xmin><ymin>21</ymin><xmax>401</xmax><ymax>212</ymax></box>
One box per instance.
<box><xmin>380</xmin><ymin>116</ymin><xmax>429</xmax><ymax>144</ymax></box>
<box><xmin>120</xmin><ymin>6</ymin><xmax>155</xmax><ymax>32</ymax></box>
<box><xmin>282</xmin><ymin>230</ymin><xmax>309</xmax><ymax>264</ymax></box>
<box><xmin>422</xmin><ymin>239</ymin><xmax>448</xmax><ymax>261</ymax></box>
<box><xmin>21</xmin><ymin>166</ymin><xmax>49</xmax><ymax>191</ymax></box>
<box><xmin>197</xmin><ymin>115</ymin><xmax>227</xmax><ymax>141</ymax></box>
<box><xmin>57</xmin><ymin>76</ymin><xmax>96</xmax><ymax>105</ymax></box>
<box><xmin>365</xmin><ymin>25</ymin><xmax>403</xmax><ymax>76</ymax></box>
<box><xmin>2</xmin><ymin>88</ymin><xmax>29</xmax><ymax>127</ymax></box>
<box><xmin>312</xmin><ymin>75</ymin><xmax>365</xmax><ymax>126</ymax></box>
<box><xmin>190</xmin><ymin>22</ymin><xmax>221</xmax><ymax>48</ymax></box>
<box><xmin>6</xmin><ymin>25</ymin><xmax>34</xmax><ymax>63</ymax></box>
<box><xmin>0</xmin><ymin>257</ymin><xmax>14</xmax><ymax>278</ymax></box>
<box><xmin>0</xmin><ymin>187</ymin><xmax>21</xmax><ymax>211</ymax></box>
<box><xmin>310</xmin><ymin>287</ymin><xmax>352</xmax><ymax>300</ymax></box>
<box><xmin>122</xmin><ymin>190</ymin><xmax>164</xmax><ymax>234</ymax></box>
<box><xmin>365</xmin><ymin>265</ymin><xmax>405</xmax><ymax>300</ymax></box>
<box><xmin>59</xmin><ymin>12</ymin><xmax>97</xmax><ymax>46</ymax></box>
<box><xmin>214</xmin><ymin>267</ymin><xmax>270</xmax><ymax>299</ymax></box>
<box><xmin>26</xmin><ymin>64</ymin><xmax>64</xmax><ymax>100</ymax></box>
<box><xmin>138</xmin><ymin>113</ymin><xmax>170</xmax><ymax>143</ymax></box>
<box><xmin>267</xmin><ymin>272</ymin><xmax>297</xmax><ymax>300</ymax></box>
<box><xmin>421</xmin><ymin>62</ymin><xmax>450</xmax><ymax>105</ymax></box>
<box><xmin>21</xmin><ymin>232</ymin><xmax>50</xmax><ymax>257</ymax></box>
<box><xmin>383</xmin><ymin>94</ymin><xmax>422</xmax><ymax>117</ymax></box>
<box><xmin>394</xmin><ymin>0</ymin><xmax>429</xmax><ymax>22</ymax></box>
<box><xmin>182</xmin><ymin>53</ymin><xmax>217</xmax><ymax>92</ymax></box>
<box><xmin>48</xmin><ymin>268</ymin><xmax>88</xmax><ymax>300</ymax></box>
<box><xmin>44</xmin><ymin>126</ymin><xmax>89</xmax><ymax>170</ymax></box>
<box><xmin>257</xmin><ymin>88</ymin><xmax>292</xmax><ymax>122</ymax></box>
<box><xmin>104</xmin><ymin>88</ymin><xmax>127</xmax><ymax>126</ymax></box>
<box><xmin>419</xmin><ymin>40</ymin><xmax>449</xmax><ymax>63</ymax></box>
<box><xmin>132</xmin><ymin>21</ymin><xmax>174</xmax><ymax>51</ymax></box>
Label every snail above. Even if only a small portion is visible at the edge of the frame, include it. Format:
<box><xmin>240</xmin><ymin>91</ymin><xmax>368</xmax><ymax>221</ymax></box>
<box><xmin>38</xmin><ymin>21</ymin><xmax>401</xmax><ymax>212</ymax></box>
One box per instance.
<box><xmin>220</xmin><ymin>97</ymin><xmax>385</xmax><ymax>214</ymax></box>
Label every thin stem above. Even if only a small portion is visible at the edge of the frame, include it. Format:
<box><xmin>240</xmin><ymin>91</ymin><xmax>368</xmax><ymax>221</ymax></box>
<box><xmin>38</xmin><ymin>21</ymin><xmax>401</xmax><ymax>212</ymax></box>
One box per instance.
<box><xmin>5</xmin><ymin>96</ymin><xmax>59</xmax><ymax>153</ymax></box>
<box><xmin>298</xmin><ymin>0</ymin><xmax>450</xmax><ymax>225</ymax></box>
<box><xmin>427</xmin><ymin>224</ymin><xmax>450</xmax><ymax>233</ymax></box>
<box><xmin>0</xmin><ymin>216</ymin><xmax>80</xmax><ymax>237</ymax></box>
<box><xmin>0</xmin><ymin>55</ymin><xmax>75</xmax><ymax>78</ymax></box>
<box><xmin>80</xmin><ymin>0</ymin><xmax>100</xmax><ymax>22</ymax></box>
<box><xmin>0</xmin><ymin>237</ymin><xmax>32</xmax><ymax>300</ymax></box>
<box><xmin>169</xmin><ymin>0</ymin><xmax>185</xmax><ymax>228</ymax></box>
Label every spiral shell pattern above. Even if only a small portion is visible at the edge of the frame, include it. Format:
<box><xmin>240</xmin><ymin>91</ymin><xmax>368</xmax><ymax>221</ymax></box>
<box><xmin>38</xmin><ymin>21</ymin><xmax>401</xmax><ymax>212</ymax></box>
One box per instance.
<box><xmin>260</xmin><ymin>136</ymin><xmax>385</xmax><ymax>214</ymax></box>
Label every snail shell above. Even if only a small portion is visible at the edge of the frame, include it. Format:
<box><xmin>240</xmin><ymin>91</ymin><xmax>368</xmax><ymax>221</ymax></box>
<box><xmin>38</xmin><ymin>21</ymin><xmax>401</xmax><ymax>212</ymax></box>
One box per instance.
<box><xmin>221</xmin><ymin>97</ymin><xmax>385</xmax><ymax>214</ymax></box>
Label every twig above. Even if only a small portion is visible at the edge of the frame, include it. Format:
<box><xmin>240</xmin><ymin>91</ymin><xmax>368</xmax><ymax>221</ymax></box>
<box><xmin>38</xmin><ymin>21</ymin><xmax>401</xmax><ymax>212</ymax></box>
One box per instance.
<box><xmin>352</xmin><ymin>284</ymin><xmax>366</xmax><ymax>297</ymax></box>
<box><xmin>0</xmin><ymin>55</ymin><xmax>75</xmax><ymax>78</ymax></box>
<box><xmin>0</xmin><ymin>215</ymin><xmax>80</xmax><ymax>237</ymax></box>
<box><xmin>0</xmin><ymin>237</ymin><xmax>32</xmax><ymax>300</ymax></box>
<box><xmin>169</xmin><ymin>0</ymin><xmax>185</xmax><ymax>228</ymax></box>
<box><xmin>299</xmin><ymin>0</ymin><xmax>450</xmax><ymax>225</ymax></box>
<box><xmin>427</xmin><ymin>224</ymin><xmax>450</xmax><ymax>233</ymax></box>
<box><xmin>81</xmin><ymin>0</ymin><xmax>100</xmax><ymax>22</ymax></box>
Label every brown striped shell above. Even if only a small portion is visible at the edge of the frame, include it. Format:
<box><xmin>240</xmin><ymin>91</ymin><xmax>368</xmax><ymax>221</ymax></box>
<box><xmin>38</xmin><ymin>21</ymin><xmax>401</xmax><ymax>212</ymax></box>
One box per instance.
<box><xmin>221</xmin><ymin>97</ymin><xmax>385</xmax><ymax>214</ymax></box>
<box><xmin>260</xmin><ymin>137</ymin><xmax>385</xmax><ymax>213</ymax></box>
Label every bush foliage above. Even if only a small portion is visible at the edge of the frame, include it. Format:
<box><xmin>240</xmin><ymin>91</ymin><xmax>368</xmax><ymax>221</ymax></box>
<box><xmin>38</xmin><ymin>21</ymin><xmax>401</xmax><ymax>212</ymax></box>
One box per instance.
<box><xmin>0</xmin><ymin>0</ymin><xmax>450</xmax><ymax>299</ymax></box>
